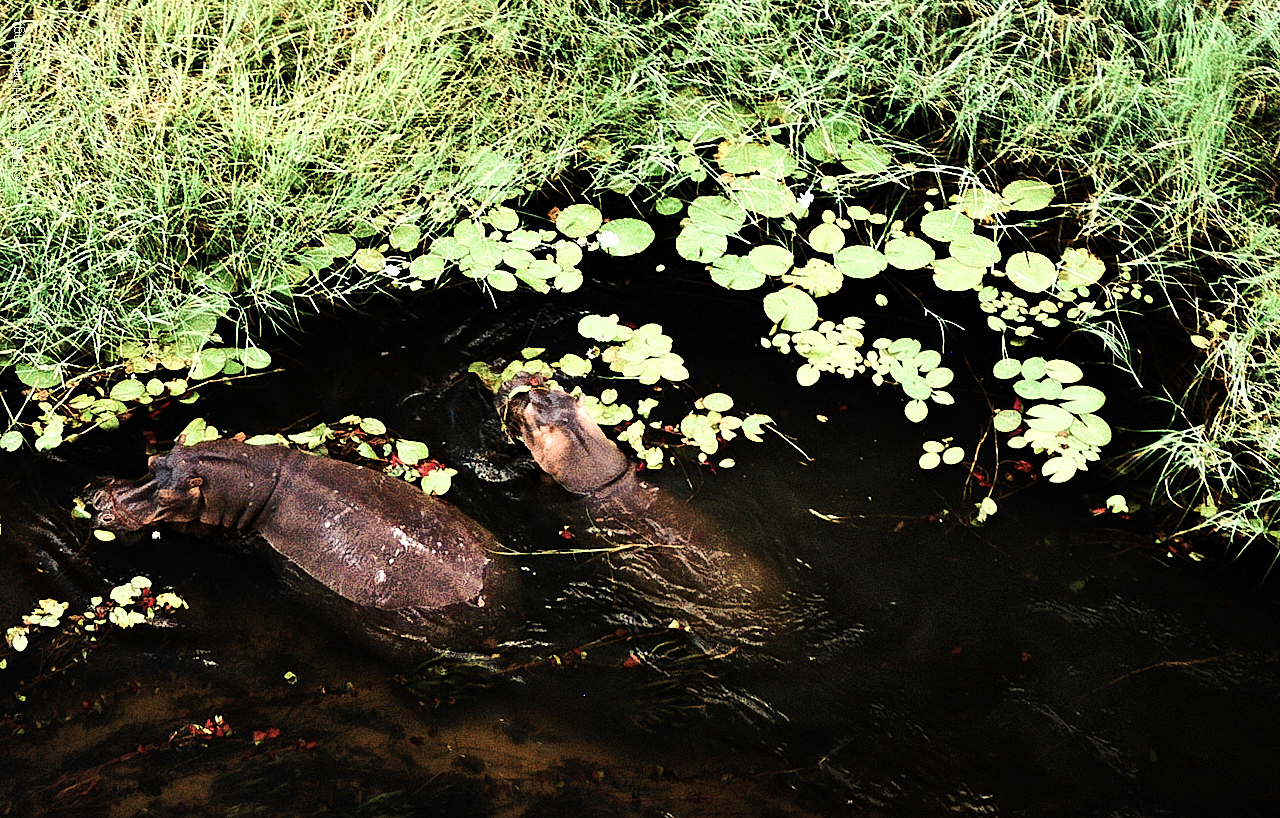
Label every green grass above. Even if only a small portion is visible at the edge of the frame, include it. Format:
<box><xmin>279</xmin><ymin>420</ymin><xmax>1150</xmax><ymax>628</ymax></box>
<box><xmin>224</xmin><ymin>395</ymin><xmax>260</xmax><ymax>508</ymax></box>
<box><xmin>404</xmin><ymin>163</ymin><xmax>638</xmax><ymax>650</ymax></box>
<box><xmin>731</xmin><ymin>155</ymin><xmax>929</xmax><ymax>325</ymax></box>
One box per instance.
<box><xmin>2</xmin><ymin>0</ymin><xmax>1280</xmax><ymax>547</ymax></box>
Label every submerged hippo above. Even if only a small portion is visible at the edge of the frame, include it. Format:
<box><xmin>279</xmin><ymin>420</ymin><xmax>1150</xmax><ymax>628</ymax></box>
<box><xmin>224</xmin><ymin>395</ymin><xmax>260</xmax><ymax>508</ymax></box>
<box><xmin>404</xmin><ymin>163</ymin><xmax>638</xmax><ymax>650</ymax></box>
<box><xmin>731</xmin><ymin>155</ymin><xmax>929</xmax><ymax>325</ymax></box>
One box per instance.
<box><xmin>91</xmin><ymin>439</ymin><xmax>518</xmax><ymax>651</ymax></box>
<box><xmin>498</xmin><ymin>374</ymin><xmax>798</xmax><ymax>656</ymax></box>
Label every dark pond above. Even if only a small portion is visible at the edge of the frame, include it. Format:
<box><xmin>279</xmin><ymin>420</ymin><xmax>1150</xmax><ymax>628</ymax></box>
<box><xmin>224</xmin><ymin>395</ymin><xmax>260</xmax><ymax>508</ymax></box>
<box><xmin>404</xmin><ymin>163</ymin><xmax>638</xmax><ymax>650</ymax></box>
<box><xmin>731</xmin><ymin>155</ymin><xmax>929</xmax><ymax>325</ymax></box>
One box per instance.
<box><xmin>3</xmin><ymin>258</ymin><xmax>1279</xmax><ymax>818</ymax></box>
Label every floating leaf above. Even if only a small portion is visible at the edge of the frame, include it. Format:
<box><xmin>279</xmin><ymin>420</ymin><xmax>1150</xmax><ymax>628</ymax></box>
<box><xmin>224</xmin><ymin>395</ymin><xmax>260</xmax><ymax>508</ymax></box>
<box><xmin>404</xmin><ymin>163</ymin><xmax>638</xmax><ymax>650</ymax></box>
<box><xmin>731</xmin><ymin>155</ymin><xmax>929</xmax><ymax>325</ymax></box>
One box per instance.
<box><xmin>950</xmin><ymin>188</ymin><xmax>1006</xmax><ymax>220</ymax></box>
<box><xmin>920</xmin><ymin>210</ymin><xmax>974</xmax><ymax>242</ymax></box>
<box><xmin>1024</xmin><ymin>403</ymin><xmax>1075</xmax><ymax>432</ymax></box>
<box><xmin>717</xmin><ymin>141</ymin><xmax>798</xmax><ymax>177</ymax></box>
<box><xmin>808</xmin><ymin>223</ymin><xmax>845</xmax><ymax>254</ymax></box>
<box><xmin>833</xmin><ymin>245</ymin><xmax>888</xmax><ymax>279</ymax></box>
<box><xmin>1044</xmin><ymin>359</ymin><xmax>1084</xmax><ymax>383</ymax></box>
<box><xmin>1021</xmin><ymin>357</ymin><xmax>1048</xmax><ymax>380</ymax></box>
<box><xmin>578</xmin><ymin>314</ymin><xmax>632</xmax><ymax>342</ymax></box>
<box><xmin>994</xmin><ymin>409</ymin><xmax>1022</xmax><ymax>432</ymax></box>
<box><xmin>1058</xmin><ymin>247</ymin><xmax>1106</xmax><ymax>288</ymax></box>
<box><xmin>323</xmin><ymin>233</ymin><xmax>357</xmax><ymax>257</ymax></box>
<box><xmin>904</xmin><ymin>399</ymin><xmax>929</xmax><ymax>422</ymax></box>
<box><xmin>932</xmin><ymin>257</ymin><xmax>985</xmax><ymax>291</ymax></box>
<box><xmin>796</xmin><ymin>362</ymin><xmax>821</xmax><ymax>386</ymax></box>
<box><xmin>942</xmin><ymin>446</ymin><xmax>965</xmax><ymax>465</ymax></box>
<box><xmin>763</xmin><ymin>288</ymin><xmax>820</xmax><ymax>331</ymax></box>
<box><xmin>599</xmin><ymin>219</ymin><xmax>654</xmax><ymax>256</ymax></box>
<box><xmin>1014</xmin><ymin>378</ymin><xmax>1045</xmax><ymax>399</ymax></box>
<box><xmin>688</xmin><ymin>196</ymin><xmax>748</xmax><ymax>234</ymax></box>
<box><xmin>555</xmin><ymin>204</ymin><xmax>603</xmax><ymax>238</ymax></box>
<box><xmin>389</xmin><ymin>223</ymin><xmax>421</xmax><ymax>252</ymax></box>
<box><xmin>702</xmin><ymin>392</ymin><xmax>734</xmax><ymax>412</ymax></box>
<box><xmin>747</xmin><ymin>244</ymin><xmax>794</xmax><ymax>277</ymax></box>
<box><xmin>676</xmin><ymin>224</ymin><xmax>729</xmax><ymax>262</ymax></box>
<box><xmin>240</xmin><ymin>347</ymin><xmax>272</xmax><ymax>369</ymax></box>
<box><xmin>16</xmin><ymin>358</ymin><xmax>64</xmax><ymax>388</ymax></box>
<box><xmin>353</xmin><ymin>247</ymin><xmax>386</xmax><ymax>273</ymax></box>
<box><xmin>781</xmin><ymin>259</ymin><xmax>842</xmax><ymax>297</ymax></box>
<box><xmin>949</xmin><ymin>234</ymin><xmax>1001</xmax><ymax>268</ymax></box>
<box><xmin>1069</xmin><ymin>413</ymin><xmax>1112</xmax><ymax>446</ymax></box>
<box><xmin>919</xmin><ymin>451</ymin><xmax>941</xmax><ymax>470</ymax></box>
<box><xmin>395</xmin><ymin>439</ymin><xmax>431</xmax><ymax>465</ymax></box>
<box><xmin>884</xmin><ymin>237</ymin><xmax>935</xmax><ymax>270</ymax></box>
<box><xmin>1002</xmin><ymin>179</ymin><xmax>1055</xmax><ymax>212</ymax></box>
<box><xmin>1005</xmin><ymin>251</ymin><xmax>1056</xmax><ymax>293</ymax></box>
<box><xmin>486</xmin><ymin>206</ymin><xmax>521</xmax><ymax>232</ymax></box>
<box><xmin>1059</xmin><ymin>384</ymin><xmax>1106</xmax><ymax>413</ymax></box>
<box><xmin>802</xmin><ymin>120</ymin><xmax>861</xmax><ymax>163</ymax></box>
<box><xmin>839</xmin><ymin>142</ymin><xmax>893</xmax><ymax>175</ymax></box>
<box><xmin>710</xmin><ymin>254</ymin><xmax>766</xmax><ymax>290</ymax></box>
<box><xmin>191</xmin><ymin>348</ymin><xmax>229</xmax><ymax>380</ymax></box>
<box><xmin>729</xmin><ymin>175</ymin><xmax>797</xmax><ymax>218</ymax></box>
<box><xmin>655</xmin><ymin>197</ymin><xmax>684</xmax><ymax>216</ymax></box>
<box><xmin>486</xmin><ymin>270</ymin><xmax>519</xmax><ymax>291</ymax></box>
<box><xmin>1042</xmin><ymin>456</ymin><xmax>1078</xmax><ymax>483</ymax></box>
<box><xmin>1</xmin><ymin>430</ymin><xmax>24</xmax><ymax>451</ymax></box>
<box><xmin>110</xmin><ymin>379</ymin><xmax>146</xmax><ymax>401</ymax></box>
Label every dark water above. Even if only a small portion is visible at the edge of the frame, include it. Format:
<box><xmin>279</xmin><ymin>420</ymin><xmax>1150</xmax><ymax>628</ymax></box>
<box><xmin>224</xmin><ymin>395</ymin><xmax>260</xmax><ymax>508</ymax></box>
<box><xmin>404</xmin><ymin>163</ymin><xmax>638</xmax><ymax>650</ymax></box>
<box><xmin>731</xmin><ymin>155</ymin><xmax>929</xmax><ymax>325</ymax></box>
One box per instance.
<box><xmin>3</xmin><ymin>265</ymin><xmax>1280</xmax><ymax>817</ymax></box>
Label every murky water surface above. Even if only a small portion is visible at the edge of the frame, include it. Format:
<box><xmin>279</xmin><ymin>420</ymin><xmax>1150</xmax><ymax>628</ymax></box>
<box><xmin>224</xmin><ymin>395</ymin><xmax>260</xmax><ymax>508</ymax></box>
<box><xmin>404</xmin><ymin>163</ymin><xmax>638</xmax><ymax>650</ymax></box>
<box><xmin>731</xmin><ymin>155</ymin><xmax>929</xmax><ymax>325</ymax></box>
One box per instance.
<box><xmin>3</xmin><ymin>273</ymin><xmax>1279</xmax><ymax>817</ymax></box>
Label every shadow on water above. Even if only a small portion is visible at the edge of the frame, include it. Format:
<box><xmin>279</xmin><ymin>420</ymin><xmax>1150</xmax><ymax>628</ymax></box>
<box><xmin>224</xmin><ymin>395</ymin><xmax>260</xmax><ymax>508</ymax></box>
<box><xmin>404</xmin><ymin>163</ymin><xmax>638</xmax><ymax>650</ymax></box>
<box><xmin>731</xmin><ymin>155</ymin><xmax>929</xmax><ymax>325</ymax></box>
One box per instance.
<box><xmin>4</xmin><ymin>261</ymin><xmax>1280</xmax><ymax>817</ymax></box>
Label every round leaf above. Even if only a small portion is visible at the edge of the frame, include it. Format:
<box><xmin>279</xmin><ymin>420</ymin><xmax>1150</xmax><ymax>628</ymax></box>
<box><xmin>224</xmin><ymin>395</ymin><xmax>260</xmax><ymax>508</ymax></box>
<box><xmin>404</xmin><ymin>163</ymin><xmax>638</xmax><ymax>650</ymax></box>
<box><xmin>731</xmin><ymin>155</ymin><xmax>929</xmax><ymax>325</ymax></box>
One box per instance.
<box><xmin>1042</xmin><ymin>456</ymin><xmax>1078</xmax><ymax>483</ymax></box>
<box><xmin>747</xmin><ymin>244</ymin><xmax>794</xmax><ymax>277</ymax></box>
<box><xmin>763</xmin><ymin>288</ymin><xmax>820</xmax><ymax>332</ymax></box>
<box><xmin>1058</xmin><ymin>247</ymin><xmax>1106</xmax><ymax>288</ymax></box>
<box><xmin>1005</xmin><ymin>251</ymin><xmax>1056</xmax><ymax>293</ymax></box>
<box><xmin>702</xmin><ymin>392</ymin><xmax>734</xmax><ymax>412</ymax></box>
<box><xmin>556</xmin><ymin>204</ymin><xmax>603</xmax><ymax>238</ymax></box>
<box><xmin>487</xmin><ymin>206</ymin><xmax>521</xmax><ymax>232</ymax></box>
<box><xmin>1024</xmin><ymin>403</ymin><xmax>1075</xmax><ymax>432</ymax></box>
<box><xmin>389</xmin><ymin>223</ymin><xmax>422</xmax><ymax>252</ymax></box>
<box><xmin>808</xmin><ymin>223</ymin><xmax>845</xmax><ymax>254</ymax></box>
<box><xmin>993</xmin><ymin>409</ymin><xmax>1022</xmax><ymax>432</ymax></box>
<box><xmin>598</xmin><ymin>219</ymin><xmax>654</xmax><ymax>257</ymax></box>
<box><xmin>688</xmin><ymin>196</ymin><xmax>748</xmax><ymax>234</ymax></box>
<box><xmin>109</xmin><ymin>379</ymin><xmax>146</xmax><ymax>401</ymax></box>
<box><xmin>1002</xmin><ymin>180</ymin><xmax>1055</xmax><ymax>212</ymax></box>
<box><xmin>992</xmin><ymin>358</ymin><xmax>1022</xmax><ymax>379</ymax></box>
<box><xmin>833</xmin><ymin>245</ymin><xmax>888</xmax><ymax>279</ymax></box>
<box><xmin>920</xmin><ymin>210</ymin><xmax>974</xmax><ymax>242</ymax></box>
<box><xmin>710</xmin><ymin>254</ymin><xmax>766</xmax><ymax>291</ymax></box>
<box><xmin>729</xmin><ymin>175</ymin><xmax>797</xmax><ymax>218</ymax></box>
<box><xmin>1059</xmin><ymin>384</ymin><xmax>1106</xmax><ymax>414</ymax></box>
<box><xmin>655</xmin><ymin>197</ymin><xmax>684</xmax><ymax>216</ymax></box>
<box><xmin>884</xmin><ymin>237</ymin><xmax>935</xmax><ymax>270</ymax></box>
<box><xmin>796</xmin><ymin>363</ymin><xmax>821</xmax><ymax>386</ymax></box>
<box><xmin>1069</xmin><ymin>413</ymin><xmax>1112</xmax><ymax>446</ymax></box>
<box><xmin>919</xmin><ymin>451</ymin><xmax>941</xmax><ymax>470</ymax></box>
<box><xmin>904</xmin><ymin>399</ymin><xmax>929</xmax><ymax>423</ymax></box>
<box><xmin>949</xmin><ymin>234</ymin><xmax>1002</xmax><ymax>268</ymax></box>
<box><xmin>353</xmin><ymin>247</ymin><xmax>386</xmax><ymax>273</ymax></box>
<box><xmin>676</xmin><ymin>224</ymin><xmax>729</xmax><ymax>262</ymax></box>
<box><xmin>1044</xmin><ymin>359</ymin><xmax>1084</xmax><ymax>383</ymax></box>
<box><xmin>395</xmin><ymin>439</ymin><xmax>431</xmax><ymax>465</ymax></box>
<box><xmin>942</xmin><ymin>446</ymin><xmax>965</xmax><ymax>465</ymax></box>
<box><xmin>932</xmin><ymin>257</ymin><xmax>985</xmax><ymax>291</ymax></box>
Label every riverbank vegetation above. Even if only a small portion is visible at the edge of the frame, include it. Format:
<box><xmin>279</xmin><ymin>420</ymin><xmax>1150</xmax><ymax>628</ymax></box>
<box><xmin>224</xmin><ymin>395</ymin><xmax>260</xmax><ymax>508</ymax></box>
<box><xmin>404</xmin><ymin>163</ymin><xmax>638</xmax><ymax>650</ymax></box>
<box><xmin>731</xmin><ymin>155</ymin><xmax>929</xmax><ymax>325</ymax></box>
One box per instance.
<box><xmin>2</xmin><ymin>0</ymin><xmax>1278</xmax><ymax>552</ymax></box>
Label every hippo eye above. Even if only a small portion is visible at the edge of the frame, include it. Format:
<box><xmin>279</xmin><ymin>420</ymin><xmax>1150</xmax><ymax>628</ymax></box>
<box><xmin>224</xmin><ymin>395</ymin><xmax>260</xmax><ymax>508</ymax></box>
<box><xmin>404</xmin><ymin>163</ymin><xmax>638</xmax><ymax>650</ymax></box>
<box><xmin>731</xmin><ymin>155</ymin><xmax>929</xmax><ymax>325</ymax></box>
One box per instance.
<box><xmin>188</xmin><ymin>477</ymin><xmax>203</xmax><ymax>488</ymax></box>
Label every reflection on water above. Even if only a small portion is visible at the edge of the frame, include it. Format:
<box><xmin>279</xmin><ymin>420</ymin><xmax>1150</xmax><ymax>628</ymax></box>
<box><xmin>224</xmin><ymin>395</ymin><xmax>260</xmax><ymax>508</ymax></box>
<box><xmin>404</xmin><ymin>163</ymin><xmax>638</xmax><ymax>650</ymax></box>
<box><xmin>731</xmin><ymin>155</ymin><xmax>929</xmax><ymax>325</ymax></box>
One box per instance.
<box><xmin>4</xmin><ymin>279</ymin><xmax>1280</xmax><ymax>817</ymax></box>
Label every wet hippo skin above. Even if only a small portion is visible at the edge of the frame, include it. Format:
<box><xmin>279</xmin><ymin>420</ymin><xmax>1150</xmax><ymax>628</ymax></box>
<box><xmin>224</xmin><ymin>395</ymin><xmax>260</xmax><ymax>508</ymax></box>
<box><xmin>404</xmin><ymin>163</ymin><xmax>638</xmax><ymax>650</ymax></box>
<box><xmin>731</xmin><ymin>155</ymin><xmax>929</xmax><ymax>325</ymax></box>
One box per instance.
<box><xmin>498</xmin><ymin>374</ymin><xmax>797</xmax><ymax>654</ymax></box>
<box><xmin>92</xmin><ymin>439</ymin><xmax>515</xmax><ymax>622</ymax></box>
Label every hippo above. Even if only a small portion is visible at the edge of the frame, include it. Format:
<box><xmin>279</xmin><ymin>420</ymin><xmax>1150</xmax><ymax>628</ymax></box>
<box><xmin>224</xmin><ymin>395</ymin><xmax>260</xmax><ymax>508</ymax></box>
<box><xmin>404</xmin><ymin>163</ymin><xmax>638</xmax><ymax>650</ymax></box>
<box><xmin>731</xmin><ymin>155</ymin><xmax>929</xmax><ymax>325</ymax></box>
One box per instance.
<box><xmin>91</xmin><ymin>439</ymin><xmax>518</xmax><ymax>652</ymax></box>
<box><xmin>497</xmin><ymin>374</ymin><xmax>799</xmax><ymax>657</ymax></box>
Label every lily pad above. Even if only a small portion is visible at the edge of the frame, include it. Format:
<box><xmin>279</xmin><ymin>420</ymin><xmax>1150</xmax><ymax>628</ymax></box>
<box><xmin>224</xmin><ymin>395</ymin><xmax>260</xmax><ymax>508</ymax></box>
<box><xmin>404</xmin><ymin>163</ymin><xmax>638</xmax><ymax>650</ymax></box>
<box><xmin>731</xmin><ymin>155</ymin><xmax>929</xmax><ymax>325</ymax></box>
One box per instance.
<box><xmin>730</xmin><ymin>175</ymin><xmax>797</xmax><ymax>218</ymax></box>
<box><xmin>747</xmin><ymin>244</ymin><xmax>794</xmax><ymax>277</ymax></box>
<box><xmin>808</xmin><ymin>223</ymin><xmax>845</xmax><ymax>254</ymax></box>
<box><xmin>688</xmin><ymin>196</ymin><xmax>748</xmax><ymax>234</ymax></box>
<box><xmin>353</xmin><ymin>247</ymin><xmax>387</xmax><ymax>273</ymax></box>
<box><xmin>993</xmin><ymin>409</ymin><xmax>1022</xmax><ymax>432</ymax></box>
<box><xmin>782</xmin><ymin>259</ymin><xmax>842</xmax><ymax>297</ymax></box>
<box><xmin>932</xmin><ymin>257</ymin><xmax>986</xmax><ymax>291</ymax></box>
<box><xmin>717</xmin><ymin>141</ymin><xmax>798</xmax><ymax>178</ymax></box>
<box><xmin>1044</xmin><ymin>359</ymin><xmax>1084</xmax><ymax>383</ymax></box>
<box><xmin>1002</xmin><ymin>179</ymin><xmax>1055</xmax><ymax>212</ymax></box>
<box><xmin>834</xmin><ymin>245</ymin><xmax>888</xmax><ymax>279</ymax></box>
<box><xmin>764</xmin><ymin>288</ymin><xmax>820</xmax><ymax>331</ymax></box>
<box><xmin>710</xmin><ymin>254</ymin><xmax>766</xmax><ymax>291</ymax></box>
<box><xmin>676</xmin><ymin>224</ymin><xmax>729</xmax><ymax>262</ymax></box>
<box><xmin>950</xmin><ymin>187</ymin><xmax>1006</xmax><ymax>221</ymax></box>
<box><xmin>1025</xmin><ymin>403</ymin><xmax>1075</xmax><ymax>432</ymax></box>
<box><xmin>840</xmin><ymin>142</ymin><xmax>893</xmax><ymax>175</ymax></box>
<box><xmin>556</xmin><ymin>204</ymin><xmax>603</xmax><ymax>238</ymax></box>
<box><xmin>598</xmin><ymin>219</ymin><xmax>654</xmax><ymax>257</ymax></box>
<box><xmin>949</xmin><ymin>234</ymin><xmax>1002</xmax><ymax>268</ymax></box>
<box><xmin>1059</xmin><ymin>384</ymin><xmax>1106</xmax><ymax>414</ymax></box>
<box><xmin>920</xmin><ymin>210</ymin><xmax>974</xmax><ymax>242</ymax></box>
<box><xmin>1005</xmin><ymin>251</ymin><xmax>1056</xmax><ymax>293</ymax></box>
<box><xmin>389</xmin><ymin>223</ymin><xmax>421</xmax><ymax>252</ymax></box>
<box><xmin>884</xmin><ymin>237</ymin><xmax>935</xmax><ymax>270</ymax></box>
<box><xmin>802</xmin><ymin>120</ymin><xmax>861</xmax><ymax>163</ymax></box>
<box><xmin>1058</xmin><ymin>247</ymin><xmax>1106</xmax><ymax>288</ymax></box>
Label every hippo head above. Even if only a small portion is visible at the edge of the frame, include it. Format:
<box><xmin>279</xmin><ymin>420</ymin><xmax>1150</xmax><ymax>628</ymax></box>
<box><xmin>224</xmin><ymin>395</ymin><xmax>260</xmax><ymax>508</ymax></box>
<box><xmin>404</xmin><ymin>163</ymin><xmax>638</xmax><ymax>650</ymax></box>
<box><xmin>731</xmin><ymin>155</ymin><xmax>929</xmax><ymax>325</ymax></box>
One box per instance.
<box><xmin>92</xmin><ymin>448</ymin><xmax>208</xmax><ymax>531</ymax></box>
<box><xmin>498</xmin><ymin>373</ymin><xmax>631</xmax><ymax>495</ymax></box>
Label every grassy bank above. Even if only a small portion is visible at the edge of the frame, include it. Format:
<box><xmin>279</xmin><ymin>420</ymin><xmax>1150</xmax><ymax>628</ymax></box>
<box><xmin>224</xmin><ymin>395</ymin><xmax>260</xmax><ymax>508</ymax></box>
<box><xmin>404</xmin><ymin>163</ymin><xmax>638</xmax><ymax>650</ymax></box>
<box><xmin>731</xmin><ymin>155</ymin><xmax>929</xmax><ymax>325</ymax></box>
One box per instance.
<box><xmin>2</xmin><ymin>0</ymin><xmax>1279</xmax><ymax>546</ymax></box>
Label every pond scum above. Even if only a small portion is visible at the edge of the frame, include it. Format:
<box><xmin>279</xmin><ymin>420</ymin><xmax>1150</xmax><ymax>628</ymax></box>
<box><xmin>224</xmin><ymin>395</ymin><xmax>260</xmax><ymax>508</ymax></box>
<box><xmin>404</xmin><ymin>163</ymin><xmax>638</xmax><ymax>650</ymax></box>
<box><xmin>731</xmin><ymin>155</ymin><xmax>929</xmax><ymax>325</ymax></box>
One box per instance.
<box><xmin>1</xmin><ymin>0</ymin><xmax>1279</xmax><ymax>553</ymax></box>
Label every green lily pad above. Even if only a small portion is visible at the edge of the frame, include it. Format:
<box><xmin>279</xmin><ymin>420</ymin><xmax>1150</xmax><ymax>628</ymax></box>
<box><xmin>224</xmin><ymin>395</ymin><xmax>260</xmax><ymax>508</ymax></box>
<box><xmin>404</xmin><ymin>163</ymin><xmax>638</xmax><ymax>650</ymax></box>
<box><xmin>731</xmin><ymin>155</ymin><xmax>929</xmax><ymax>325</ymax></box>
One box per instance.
<box><xmin>410</xmin><ymin>255</ymin><xmax>446</xmax><ymax>282</ymax></box>
<box><xmin>904</xmin><ymin>399</ymin><xmax>929</xmax><ymax>422</ymax></box>
<box><xmin>353</xmin><ymin>247</ymin><xmax>386</xmax><ymax>272</ymax></box>
<box><xmin>15</xmin><ymin>357</ymin><xmax>63</xmax><ymax>389</ymax></box>
<box><xmin>1059</xmin><ymin>384</ymin><xmax>1106</xmax><ymax>413</ymax></box>
<box><xmin>599</xmin><ymin>218</ymin><xmax>654</xmax><ymax>256</ymax></box>
<box><xmin>1025</xmin><ymin>403</ymin><xmax>1075</xmax><ymax>432</ymax></box>
<box><xmin>1044</xmin><ymin>359</ymin><xmax>1084</xmax><ymax>383</ymax></box>
<box><xmin>556</xmin><ymin>204</ymin><xmax>603</xmax><ymax>238</ymax></box>
<box><xmin>782</xmin><ymin>258</ymin><xmax>842</xmax><ymax>297</ymax></box>
<box><xmin>808</xmin><ymin>223</ymin><xmax>845</xmax><ymax>254</ymax></box>
<box><xmin>833</xmin><ymin>245</ymin><xmax>888</xmax><ymax>279</ymax></box>
<box><xmin>1058</xmin><ymin>247</ymin><xmax>1106</xmax><ymax>288</ymax></box>
<box><xmin>840</xmin><ymin>142</ymin><xmax>893</xmax><ymax>175</ymax></box>
<box><xmin>1002</xmin><ymin>179</ymin><xmax>1055</xmax><ymax>212</ymax></box>
<box><xmin>747</xmin><ymin>244</ymin><xmax>794</xmax><ymax>277</ymax></box>
<box><xmin>949</xmin><ymin>234</ymin><xmax>1001</xmax><ymax>268</ymax></box>
<box><xmin>1005</xmin><ymin>251</ymin><xmax>1056</xmax><ymax>293</ymax></box>
<box><xmin>729</xmin><ymin>175</ymin><xmax>797</xmax><ymax>218</ymax></box>
<box><xmin>950</xmin><ymin>187</ymin><xmax>1006</xmax><ymax>220</ymax></box>
<box><xmin>717</xmin><ymin>141</ymin><xmax>798</xmax><ymax>178</ymax></box>
<box><xmin>323</xmin><ymin>233</ymin><xmax>357</xmax><ymax>257</ymax></box>
<box><xmin>884</xmin><ymin>237</ymin><xmax>935</xmax><ymax>270</ymax></box>
<box><xmin>655</xmin><ymin>197</ymin><xmax>684</xmax><ymax>216</ymax></box>
<box><xmin>932</xmin><ymin>257</ymin><xmax>986</xmax><ymax>291</ymax></box>
<box><xmin>802</xmin><ymin>120</ymin><xmax>861</xmax><ymax>163</ymax></box>
<box><xmin>710</xmin><ymin>254</ymin><xmax>766</xmax><ymax>290</ymax></box>
<box><xmin>920</xmin><ymin>210</ymin><xmax>974</xmax><ymax>242</ymax></box>
<box><xmin>994</xmin><ymin>409</ymin><xmax>1022</xmax><ymax>432</ymax></box>
<box><xmin>486</xmin><ymin>206</ymin><xmax>521</xmax><ymax>232</ymax></box>
<box><xmin>688</xmin><ymin>196</ymin><xmax>748</xmax><ymax>234</ymax></box>
<box><xmin>676</xmin><ymin>223</ymin><xmax>729</xmax><ymax>262</ymax></box>
<box><xmin>764</xmin><ymin>288</ymin><xmax>820</xmax><ymax>331</ymax></box>
<box><xmin>389</xmin><ymin>223</ymin><xmax>421</xmax><ymax>252</ymax></box>
<box><xmin>1069</xmin><ymin>413</ymin><xmax>1112</xmax><ymax>446</ymax></box>
<box><xmin>1042</xmin><ymin>456</ymin><xmax>1079</xmax><ymax>483</ymax></box>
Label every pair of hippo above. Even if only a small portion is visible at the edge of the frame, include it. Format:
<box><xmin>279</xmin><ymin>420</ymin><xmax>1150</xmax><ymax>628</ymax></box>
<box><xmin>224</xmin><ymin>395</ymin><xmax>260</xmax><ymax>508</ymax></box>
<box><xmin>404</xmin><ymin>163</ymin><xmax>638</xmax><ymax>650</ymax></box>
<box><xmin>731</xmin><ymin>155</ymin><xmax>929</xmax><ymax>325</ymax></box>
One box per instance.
<box><xmin>92</xmin><ymin>374</ymin><xmax>785</xmax><ymax>657</ymax></box>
